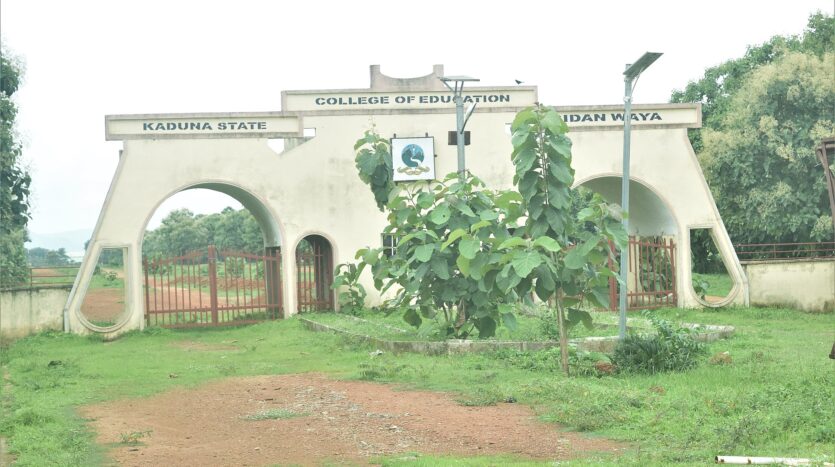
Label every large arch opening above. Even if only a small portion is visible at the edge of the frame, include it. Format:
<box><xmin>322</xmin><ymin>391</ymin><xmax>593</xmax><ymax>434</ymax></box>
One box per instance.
<box><xmin>576</xmin><ymin>176</ymin><xmax>680</xmax><ymax>310</ymax></box>
<box><xmin>136</xmin><ymin>184</ymin><xmax>285</xmax><ymax>328</ymax></box>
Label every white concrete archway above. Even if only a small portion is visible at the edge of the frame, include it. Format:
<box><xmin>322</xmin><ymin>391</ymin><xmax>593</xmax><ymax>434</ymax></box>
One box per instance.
<box><xmin>66</xmin><ymin>64</ymin><xmax>748</xmax><ymax>336</ymax></box>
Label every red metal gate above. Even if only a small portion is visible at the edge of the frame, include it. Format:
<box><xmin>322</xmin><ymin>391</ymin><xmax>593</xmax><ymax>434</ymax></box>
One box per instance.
<box><xmin>143</xmin><ymin>245</ymin><xmax>282</xmax><ymax>328</ymax></box>
<box><xmin>296</xmin><ymin>236</ymin><xmax>334</xmax><ymax>312</ymax></box>
<box><xmin>609</xmin><ymin>236</ymin><xmax>677</xmax><ymax>310</ymax></box>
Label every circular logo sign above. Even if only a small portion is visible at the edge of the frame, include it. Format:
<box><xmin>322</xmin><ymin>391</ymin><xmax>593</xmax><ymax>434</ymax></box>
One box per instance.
<box><xmin>401</xmin><ymin>144</ymin><xmax>425</xmax><ymax>168</ymax></box>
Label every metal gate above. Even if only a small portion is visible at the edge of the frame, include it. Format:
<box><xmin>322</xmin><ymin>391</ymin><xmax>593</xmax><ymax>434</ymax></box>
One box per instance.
<box><xmin>296</xmin><ymin>236</ymin><xmax>334</xmax><ymax>312</ymax></box>
<box><xmin>143</xmin><ymin>245</ymin><xmax>282</xmax><ymax>328</ymax></box>
<box><xmin>609</xmin><ymin>236</ymin><xmax>677</xmax><ymax>310</ymax></box>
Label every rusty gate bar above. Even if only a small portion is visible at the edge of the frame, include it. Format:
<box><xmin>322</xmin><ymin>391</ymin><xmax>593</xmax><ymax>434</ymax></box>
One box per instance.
<box><xmin>144</xmin><ymin>246</ymin><xmax>283</xmax><ymax>328</ymax></box>
<box><xmin>296</xmin><ymin>236</ymin><xmax>334</xmax><ymax>313</ymax></box>
<box><xmin>608</xmin><ymin>236</ymin><xmax>678</xmax><ymax>311</ymax></box>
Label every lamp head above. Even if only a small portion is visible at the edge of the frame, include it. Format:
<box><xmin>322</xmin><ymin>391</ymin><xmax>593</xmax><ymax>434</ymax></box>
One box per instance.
<box><xmin>439</xmin><ymin>75</ymin><xmax>480</xmax><ymax>83</ymax></box>
<box><xmin>624</xmin><ymin>52</ymin><xmax>663</xmax><ymax>79</ymax></box>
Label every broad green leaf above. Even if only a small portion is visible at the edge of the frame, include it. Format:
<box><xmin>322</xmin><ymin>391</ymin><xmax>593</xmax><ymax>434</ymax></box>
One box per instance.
<box><xmin>362</xmin><ymin>248</ymin><xmax>379</xmax><ymax>265</ymax></box>
<box><xmin>498</xmin><ymin>303</ymin><xmax>514</xmax><ymax>314</ymax></box>
<box><xmin>532</xmin><ymin>236</ymin><xmax>561</xmax><ymax>252</ymax></box>
<box><xmin>430</xmin><ymin>256</ymin><xmax>450</xmax><ymax>280</ymax></box>
<box><xmin>403</xmin><ymin>308</ymin><xmax>422</xmax><ymax>328</ymax></box>
<box><xmin>429</xmin><ymin>204</ymin><xmax>451</xmax><ymax>225</ymax></box>
<box><xmin>541</xmin><ymin>109</ymin><xmax>568</xmax><ymax>135</ymax></box>
<box><xmin>511</xmin><ymin>250</ymin><xmax>542</xmax><ymax>277</ymax></box>
<box><xmin>479</xmin><ymin>210</ymin><xmax>499</xmax><ymax>221</ymax></box>
<box><xmin>549</xmin><ymin>162</ymin><xmax>574</xmax><ymax>184</ymax></box>
<box><xmin>549</xmin><ymin>136</ymin><xmax>572</xmax><ymax>157</ymax></box>
<box><xmin>501</xmin><ymin>312</ymin><xmax>518</xmax><ymax>331</ymax></box>
<box><xmin>495</xmin><ymin>191</ymin><xmax>523</xmax><ymax>209</ymax></box>
<box><xmin>511</xmin><ymin>108</ymin><xmax>536</xmax><ymax>131</ymax></box>
<box><xmin>468</xmin><ymin>253</ymin><xmax>489</xmax><ymax>280</ymax></box>
<box><xmin>441</xmin><ymin>228</ymin><xmax>467</xmax><ymax>250</ymax></box>
<box><xmin>567</xmin><ymin>308</ymin><xmax>594</xmax><ymax>330</ymax></box>
<box><xmin>498</xmin><ymin>237</ymin><xmax>527</xmax><ymax>250</ymax></box>
<box><xmin>474</xmin><ymin>316</ymin><xmax>497</xmax><ymax>338</ymax></box>
<box><xmin>514</xmin><ymin>148</ymin><xmax>538</xmax><ymax>175</ymax></box>
<box><xmin>417</xmin><ymin>191</ymin><xmax>435</xmax><ymax>209</ymax></box>
<box><xmin>459</xmin><ymin>237</ymin><xmax>480</xmax><ymax>260</ymax></box>
<box><xmin>470</xmin><ymin>220</ymin><xmax>491</xmax><ymax>233</ymax></box>
<box><xmin>529</xmin><ymin>217</ymin><xmax>550</xmax><ymax>237</ymax></box>
<box><xmin>454</xmin><ymin>202</ymin><xmax>477</xmax><ymax>218</ymax></box>
<box><xmin>577</xmin><ymin>237</ymin><xmax>601</xmax><ymax>256</ymax></box>
<box><xmin>588</xmin><ymin>287</ymin><xmax>611</xmax><ymax>310</ymax></box>
<box><xmin>544</xmin><ymin>207</ymin><xmax>565</xmax><ymax>234</ymax></box>
<box><xmin>563</xmin><ymin>248</ymin><xmax>585</xmax><ymax>269</ymax></box>
<box><xmin>456</xmin><ymin>255</ymin><xmax>471</xmax><ymax>277</ymax></box>
<box><xmin>354</xmin><ymin>248</ymin><xmax>368</xmax><ymax>260</ymax></box>
<box><xmin>577</xmin><ymin>207</ymin><xmax>596</xmax><ymax>221</ymax></box>
<box><xmin>415</xmin><ymin>244</ymin><xmax>434</xmax><ymax>262</ymax></box>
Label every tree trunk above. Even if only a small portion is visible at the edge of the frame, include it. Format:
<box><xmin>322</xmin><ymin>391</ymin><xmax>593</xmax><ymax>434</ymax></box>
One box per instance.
<box><xmin>454</xmin><ymin>301</ymin><xmax>467</xmax><ymax>330</ymax></box>
<box><xmin>555</xmin><ymin>291</ymin><xmax>570</xmax><ymax>376</ymax></box>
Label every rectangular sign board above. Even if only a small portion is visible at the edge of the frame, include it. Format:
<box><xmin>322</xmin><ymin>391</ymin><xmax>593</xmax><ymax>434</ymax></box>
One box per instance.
<box><xmin>392</xmin><ymin>137</ymin><xmax>435</xmax><ymax>182</ymax></box>
<box><xmin>283</xmin><ymin>88</ymin><xmax>537</xmax><ymax>112</ymax></box>
<box><xmin>105</xmin><ymin>113</ymin><xmax>301</xmax><ymax>140</ymax></box>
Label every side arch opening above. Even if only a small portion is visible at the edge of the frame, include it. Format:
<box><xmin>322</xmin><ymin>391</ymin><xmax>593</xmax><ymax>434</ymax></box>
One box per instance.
<box><xmin>295</xmin><ymin>234</ymin><xmax>334</xmax><ymax>313</ymax></box>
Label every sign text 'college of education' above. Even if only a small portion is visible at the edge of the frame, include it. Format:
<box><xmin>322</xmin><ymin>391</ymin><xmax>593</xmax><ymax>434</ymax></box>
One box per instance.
<box><xmin>312</xmin><ymin>94</ymin><xmax>511</xmax><ymax>106</ymax></box>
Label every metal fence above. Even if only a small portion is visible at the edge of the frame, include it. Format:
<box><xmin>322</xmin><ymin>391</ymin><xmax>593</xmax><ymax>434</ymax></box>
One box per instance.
<box><xmin>608</xmin><ymin>236</ymin><xmax>678</xmax><ymax>310</ymax></box>
<box><xmin>734</xmin><ymin>242</ymin><xmax>835</xmax><ymax>262</ymax></box>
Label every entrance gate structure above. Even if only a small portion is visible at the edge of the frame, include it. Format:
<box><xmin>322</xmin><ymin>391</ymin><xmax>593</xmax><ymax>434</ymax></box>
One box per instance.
<box><xmin>64</xmin><ymin>64</ymin><xmax>749</xmax><ymax>337</ymax></box>
<box><xmin>143</xmin><ymin>246</ymin><xmax>282</xmax><ymax>328</ymax></box>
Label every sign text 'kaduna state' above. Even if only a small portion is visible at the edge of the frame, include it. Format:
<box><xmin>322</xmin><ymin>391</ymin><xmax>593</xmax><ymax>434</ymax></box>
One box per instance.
<box><xmin>142</xmin><ymin>121</ymin><xmax>268</xmax><ymax>131</ymax></box>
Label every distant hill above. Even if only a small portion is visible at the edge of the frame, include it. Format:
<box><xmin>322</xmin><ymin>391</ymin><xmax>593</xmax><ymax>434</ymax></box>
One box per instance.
<box><xmin>26</xmin><ymin>229</ymin><xmax>93</xmax><ymax>253</ymax></box>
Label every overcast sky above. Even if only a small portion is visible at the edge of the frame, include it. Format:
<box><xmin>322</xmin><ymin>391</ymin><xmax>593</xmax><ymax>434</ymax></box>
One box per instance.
<box><xmin>1</xmin><ymin>0</ymin><xmax>829</xmax><ymax>241</ymax></box>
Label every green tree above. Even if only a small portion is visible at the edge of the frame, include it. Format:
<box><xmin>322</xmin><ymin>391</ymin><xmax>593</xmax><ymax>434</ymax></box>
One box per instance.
<box><xmin>142</xmin><ymin>207</ymin><xmax>263</xmax><ymax>258</ymax></box>
<box><xmin>700</xmin><ymin>51</ymin><xmax>834</xmax><ymax>245</ymax></box>
<box><xmin>0</xmin><ymin>46</ymin><xmax>31</xmax><ymax>287</ymax></box>
<box><xmin>342</xmin><ymin>106</ymin><xmax>624</xmax><ymax>376</ymax></box>
<box><xmin>671</xmin><ymin>12</ymin><xmax>833</xmax><ymax>153</ymax></box>
<box><xmin>27</xmin><ymin>247</ymin><xmax>72</xmax><ymax>266</ymax></box>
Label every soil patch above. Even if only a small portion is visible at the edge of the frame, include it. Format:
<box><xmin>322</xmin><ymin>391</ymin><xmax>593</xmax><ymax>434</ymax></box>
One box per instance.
<box><xmin>81</xmin><ymin>373</ymin><xmax>623</xmax><ymax>466</ymax></box>
<box><xmin>81</xmin><ymin>288</ymin><xmax>125</xmax><ymax>322</ymax></box>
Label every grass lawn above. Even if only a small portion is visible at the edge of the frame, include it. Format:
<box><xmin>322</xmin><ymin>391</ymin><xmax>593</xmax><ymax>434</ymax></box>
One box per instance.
<box><xmin>306</xmin><ymin>308</ymin><xmax>626</xmax><ymax>342</ymax></box>
<box><xmin>692</xmin><ymin>272</ymin><xmax>733</xmax><ymax>297</ymax></box>
<box><xmin>1</xmin><ymin>307</ymin><xmax>832</xmax><ymax>465</ymax></box>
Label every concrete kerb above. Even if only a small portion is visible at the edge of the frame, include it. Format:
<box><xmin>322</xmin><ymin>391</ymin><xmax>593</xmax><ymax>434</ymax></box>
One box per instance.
<box><xmin>298</xmin><ymin>316</ymin><xmax>734</xmax><ymax>355</ymax></box>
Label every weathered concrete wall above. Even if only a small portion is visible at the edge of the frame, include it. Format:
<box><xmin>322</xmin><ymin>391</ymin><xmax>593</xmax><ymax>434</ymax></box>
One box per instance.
<box><xmin>0</xmin><ymin>286</ymin><xmax>69</xmax><ymax>342</ymax></box>
<box><xmin>743</xmin><ymin>260</ymin><xmax>835</xmax><ymax>312</ymax></box>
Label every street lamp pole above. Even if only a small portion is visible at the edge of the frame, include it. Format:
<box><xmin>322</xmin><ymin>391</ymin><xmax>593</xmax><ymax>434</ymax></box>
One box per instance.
<box><xmin>440</xmin><ymin>75</ymin><xmax>479</xmax><ymax>180</ymax></box>
<box><xmin>619</xmin><ymin>52</ymin><xmax>662</xmax><ymax>340</ymax></box>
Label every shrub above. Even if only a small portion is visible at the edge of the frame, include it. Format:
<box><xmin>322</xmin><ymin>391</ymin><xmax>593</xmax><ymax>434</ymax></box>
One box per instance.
<box><xmin>611</xmin><ymin>313</ymin><xmax>706</xmax><ymax>374</ymax></box>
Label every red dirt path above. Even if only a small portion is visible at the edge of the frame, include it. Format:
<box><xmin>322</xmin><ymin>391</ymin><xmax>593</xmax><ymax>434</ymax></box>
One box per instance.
<box><xmin>81</xmin><ymin>373</ymin><xmax>623</xmax><ymax>466</ymax></box>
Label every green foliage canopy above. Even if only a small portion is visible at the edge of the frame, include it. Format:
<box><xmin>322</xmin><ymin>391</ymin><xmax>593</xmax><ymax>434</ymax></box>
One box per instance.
<box><xmin>142</xmin><ymin>207</ymin><xmax>263</xmax><ymax>258</ymax></box>
<box><xmin>701</xmin><ymin>51</ymin><xmax>834</xmax><ymax>244</ymax></box>
<box><xmin>671</xmin><ymin>12</ymin><xmax>835</xmax><ymax>251</ymax></box>
<box><xmin>0</xmin><ymin>46</ymin><xmax>30</xmax><ymax>286</ymax></box>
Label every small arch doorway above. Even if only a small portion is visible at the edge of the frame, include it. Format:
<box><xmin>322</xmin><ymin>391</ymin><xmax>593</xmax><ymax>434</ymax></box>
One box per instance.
<box><xmin>296</xmin><ymin>235</ymin><xmax>334</xmax><ymax>312</ymax></box>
